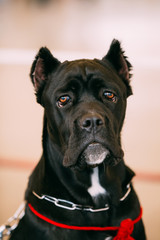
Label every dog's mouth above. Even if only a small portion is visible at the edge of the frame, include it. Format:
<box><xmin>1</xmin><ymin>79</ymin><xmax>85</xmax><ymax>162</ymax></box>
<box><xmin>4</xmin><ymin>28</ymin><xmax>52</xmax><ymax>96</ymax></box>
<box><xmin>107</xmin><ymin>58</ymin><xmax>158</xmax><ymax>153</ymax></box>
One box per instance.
<box><xmin>63</xmin><ymin>139</ymin><xmax>123</xmax><ymax>170</ymax></box>
<box><xmin>81</xmin><ymin>143</ymin><xmax>110</xmax><ymax>168</ymax></box>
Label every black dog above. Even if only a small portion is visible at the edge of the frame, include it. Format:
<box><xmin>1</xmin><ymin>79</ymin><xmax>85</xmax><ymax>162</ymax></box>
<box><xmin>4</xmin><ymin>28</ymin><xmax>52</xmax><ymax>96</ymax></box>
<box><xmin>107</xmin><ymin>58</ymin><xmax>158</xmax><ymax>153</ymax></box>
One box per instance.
<box><xmin>10</xmin><ymin>40</ymin><xmax>146</xmax><ymax>240</ymax></box>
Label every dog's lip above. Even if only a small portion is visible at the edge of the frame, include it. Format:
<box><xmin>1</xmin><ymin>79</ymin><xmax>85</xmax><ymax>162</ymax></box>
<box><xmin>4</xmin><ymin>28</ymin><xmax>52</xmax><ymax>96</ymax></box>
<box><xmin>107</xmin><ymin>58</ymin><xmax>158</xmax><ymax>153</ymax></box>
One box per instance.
<box><xmin>82</xmin><ymin>141</ymin><xmax>109</xmax><ymax>153</ymax></box>
<box><xmin>80</xmin><ymin>142</ymin><xmax>110</xmax><ymax>167</ymax></box>
<box><xmin>80</xmin><ymin>141</ymin><xmax>123</xmax><ymax>165</ymax></box>
<box><xmin>87</xmin><ymin>142</ymin><xmax>101</xmax><ymax>147</ymax></box>
<box><xmin>85</xmin><ymin>141</ymin><xmax>105</xmax><ymax>147</ymax></box>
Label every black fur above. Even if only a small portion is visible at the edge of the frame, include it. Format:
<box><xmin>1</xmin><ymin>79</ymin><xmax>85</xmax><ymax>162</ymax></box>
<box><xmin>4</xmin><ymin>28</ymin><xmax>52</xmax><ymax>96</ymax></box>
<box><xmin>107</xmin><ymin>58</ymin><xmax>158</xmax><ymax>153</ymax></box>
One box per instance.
<box><xmin>10</xmin><ymin>39</ymin><xmax>146</xmax><ymax>240</ymax></box>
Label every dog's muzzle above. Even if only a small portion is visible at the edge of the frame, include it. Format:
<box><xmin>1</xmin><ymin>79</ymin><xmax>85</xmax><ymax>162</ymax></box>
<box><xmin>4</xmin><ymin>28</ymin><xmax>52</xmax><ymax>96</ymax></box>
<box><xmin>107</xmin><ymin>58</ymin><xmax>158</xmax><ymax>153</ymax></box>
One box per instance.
<box><xmin>63</xmin><ymin>110</ymin><xmax>123</xmax><ymax>169</ymax></box>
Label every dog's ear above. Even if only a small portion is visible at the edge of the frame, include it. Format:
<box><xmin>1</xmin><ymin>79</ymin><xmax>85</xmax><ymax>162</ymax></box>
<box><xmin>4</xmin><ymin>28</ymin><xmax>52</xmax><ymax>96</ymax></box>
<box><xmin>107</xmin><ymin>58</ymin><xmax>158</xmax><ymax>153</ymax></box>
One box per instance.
<box><xmin>30</xmin><ymin>47</ymin><xmax>60</xmax><ymax>104</ymax></box>
<box><xmin>103</xmin><ymin>39</ymin><xmax>132</xmax><ymax>97</ymax></box>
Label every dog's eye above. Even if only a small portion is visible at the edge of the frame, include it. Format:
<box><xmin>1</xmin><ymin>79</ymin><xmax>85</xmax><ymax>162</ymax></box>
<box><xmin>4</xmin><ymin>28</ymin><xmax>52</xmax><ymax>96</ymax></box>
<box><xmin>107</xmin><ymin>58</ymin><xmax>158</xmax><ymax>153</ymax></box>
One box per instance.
<box><xmin>103</xmin><ymin>91</ymin><xmax>117</xmax><ymax>103</ymax></box>
<box><xmin>57</xmin><ymin>96</ymin><xmax>70</xmax><ymax>107</ymax></box>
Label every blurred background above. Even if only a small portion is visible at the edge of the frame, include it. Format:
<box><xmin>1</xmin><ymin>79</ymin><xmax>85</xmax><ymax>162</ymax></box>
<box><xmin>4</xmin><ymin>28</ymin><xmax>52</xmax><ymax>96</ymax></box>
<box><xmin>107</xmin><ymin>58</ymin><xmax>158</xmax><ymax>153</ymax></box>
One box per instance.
<box><xmin>0</xmin><ymin>0</ymin><xmax>160</xmax><ymax>239</ymax></box>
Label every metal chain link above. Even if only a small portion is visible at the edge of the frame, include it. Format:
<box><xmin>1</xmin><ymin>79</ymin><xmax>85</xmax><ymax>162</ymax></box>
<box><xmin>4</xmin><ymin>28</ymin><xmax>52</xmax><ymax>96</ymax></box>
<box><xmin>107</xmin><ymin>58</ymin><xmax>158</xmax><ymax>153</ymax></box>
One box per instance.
<box><xmin>0</xmin><ymin>202</ymin><xmax>25</xmax><ymax>239</ymax></box>
<box><xmin>32</xmin><ymin>184</ymin><xmax>131</xmax><ymax>212</ymax></box>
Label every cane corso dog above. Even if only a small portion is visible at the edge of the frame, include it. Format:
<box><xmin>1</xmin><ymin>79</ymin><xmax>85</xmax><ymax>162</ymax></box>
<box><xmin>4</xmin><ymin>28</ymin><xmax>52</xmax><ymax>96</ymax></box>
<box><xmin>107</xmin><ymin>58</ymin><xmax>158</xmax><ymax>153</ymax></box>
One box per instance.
<box><xmin>10</xmin><ymin>40</ymin><xmax>146</xmax><ymax>239</ymax></box>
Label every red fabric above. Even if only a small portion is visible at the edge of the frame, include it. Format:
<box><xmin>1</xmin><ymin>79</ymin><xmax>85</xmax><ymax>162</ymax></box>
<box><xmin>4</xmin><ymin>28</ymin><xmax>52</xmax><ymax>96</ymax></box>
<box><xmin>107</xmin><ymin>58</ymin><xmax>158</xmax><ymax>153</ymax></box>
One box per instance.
<box><xmin>28</xmin><ymin>203</ymin><xmax>119</xmax><ymax>231</ymax></box>
<box><xmin>28</xmin><ymin>203</ymin><xmax>142</xmax><ymax>237</ymax></box>
<box><xmin>113</xmin><ymin>219</ymin><xmax>134</xmax><ymax>240</ymax></box>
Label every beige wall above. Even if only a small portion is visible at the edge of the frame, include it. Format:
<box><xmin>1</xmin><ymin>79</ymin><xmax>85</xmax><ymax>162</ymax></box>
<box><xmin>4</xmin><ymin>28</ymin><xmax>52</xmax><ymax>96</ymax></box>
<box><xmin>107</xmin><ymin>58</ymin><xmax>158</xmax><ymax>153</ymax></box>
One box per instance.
<box><xmin>0</xmin><ymin>0</ymin><xmax>160</xmax><ymax>239</ymax></box>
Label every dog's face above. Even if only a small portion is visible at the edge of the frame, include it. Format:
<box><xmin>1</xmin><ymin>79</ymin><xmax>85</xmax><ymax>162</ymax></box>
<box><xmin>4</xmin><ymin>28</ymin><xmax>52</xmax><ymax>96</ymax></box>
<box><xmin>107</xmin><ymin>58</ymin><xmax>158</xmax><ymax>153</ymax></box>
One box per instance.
<box><xmin>30</xmin><ymin>40</ymin><xmax>132</xmax><ymax>170</ymax></box>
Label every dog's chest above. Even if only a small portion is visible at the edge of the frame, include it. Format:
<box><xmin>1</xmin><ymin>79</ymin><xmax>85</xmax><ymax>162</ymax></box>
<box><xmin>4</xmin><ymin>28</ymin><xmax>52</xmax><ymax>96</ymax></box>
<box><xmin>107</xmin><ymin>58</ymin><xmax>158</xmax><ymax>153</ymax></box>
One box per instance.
<box><xmin>87</xmin><ymin>168</ymin><xmax>106</xmax><ymax>198</ymax></box>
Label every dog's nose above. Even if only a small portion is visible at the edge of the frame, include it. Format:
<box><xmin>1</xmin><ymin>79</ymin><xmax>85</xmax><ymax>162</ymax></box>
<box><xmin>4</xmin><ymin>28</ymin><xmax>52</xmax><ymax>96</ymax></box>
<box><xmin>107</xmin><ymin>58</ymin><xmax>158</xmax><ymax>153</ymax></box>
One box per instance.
<box><xmin>81</xmin><ymin>115</ymin><xmax>104</xmax><ymax>132</ymax></box>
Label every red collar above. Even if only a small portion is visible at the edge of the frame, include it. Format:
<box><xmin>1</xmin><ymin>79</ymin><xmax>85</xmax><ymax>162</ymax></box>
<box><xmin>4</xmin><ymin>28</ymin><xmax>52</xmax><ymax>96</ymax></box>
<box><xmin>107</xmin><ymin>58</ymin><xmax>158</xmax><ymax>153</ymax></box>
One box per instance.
<box><xmin>28</xmin><ymin>203</ymin><xmax>142</xmax><ymax>239</ymax></box>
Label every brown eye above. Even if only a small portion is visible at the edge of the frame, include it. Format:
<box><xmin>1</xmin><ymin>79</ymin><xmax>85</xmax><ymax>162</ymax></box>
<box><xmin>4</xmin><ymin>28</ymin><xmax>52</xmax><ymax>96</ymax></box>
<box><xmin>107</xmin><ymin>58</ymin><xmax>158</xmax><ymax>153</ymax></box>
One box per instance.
<box><xmin>57</xmin><ymin>96</ymin><xmax>70</xmax><ymax>107</ymax></box>
<box><xmin>104</xmin><ymin>91</ymin><xmax>117</xmax><ymax>102</ymax></box>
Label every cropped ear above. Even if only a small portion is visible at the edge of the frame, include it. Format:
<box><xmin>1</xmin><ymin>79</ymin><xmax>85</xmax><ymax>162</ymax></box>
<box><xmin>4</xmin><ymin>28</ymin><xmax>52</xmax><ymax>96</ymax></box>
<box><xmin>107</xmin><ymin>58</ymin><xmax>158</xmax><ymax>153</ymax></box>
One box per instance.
<box><xmin>30</xmin><ymin>47</ymin><xmax>60</xmax><ymax>104</ymax></box>
<box><xmin>103</xmin><ymin>39</ymin><xmax>132</xmax><ymax>97</ymax></box>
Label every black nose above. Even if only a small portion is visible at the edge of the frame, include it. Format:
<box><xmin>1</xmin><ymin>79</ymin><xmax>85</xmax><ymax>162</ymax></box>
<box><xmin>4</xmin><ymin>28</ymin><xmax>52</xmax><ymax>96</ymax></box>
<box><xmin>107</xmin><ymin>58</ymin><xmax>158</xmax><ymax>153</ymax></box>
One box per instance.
<box><xmin>81</xmin><ymin>115</ymin><xmax>104</xmax><ymax>132</ymax></box>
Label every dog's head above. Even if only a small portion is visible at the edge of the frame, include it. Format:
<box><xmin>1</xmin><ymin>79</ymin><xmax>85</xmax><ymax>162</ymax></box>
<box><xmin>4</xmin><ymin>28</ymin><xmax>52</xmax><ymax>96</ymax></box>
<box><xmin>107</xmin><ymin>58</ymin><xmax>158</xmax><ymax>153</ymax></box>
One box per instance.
<box><xmin>30</xmin><ymin>39</ymin><xmax>132</xmax><ymax>170</ymax></box>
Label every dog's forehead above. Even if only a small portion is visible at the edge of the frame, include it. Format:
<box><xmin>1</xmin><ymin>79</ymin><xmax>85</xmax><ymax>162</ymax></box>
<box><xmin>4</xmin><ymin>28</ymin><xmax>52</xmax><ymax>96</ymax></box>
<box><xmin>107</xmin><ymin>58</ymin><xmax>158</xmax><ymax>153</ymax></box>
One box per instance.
<box><xmin>62</xmin><ymin>59</ymin><xmax>111</xmax><ymax>80</ymax></box>
<box><xmin>49</xmin><ymin>58</ymin><xmax>126</xmax><ymax>96</ymax></box>
<box><xmin>53</xmin><ymin>58</ymin><xmax>120</xmax><ymax>88</ymax></box>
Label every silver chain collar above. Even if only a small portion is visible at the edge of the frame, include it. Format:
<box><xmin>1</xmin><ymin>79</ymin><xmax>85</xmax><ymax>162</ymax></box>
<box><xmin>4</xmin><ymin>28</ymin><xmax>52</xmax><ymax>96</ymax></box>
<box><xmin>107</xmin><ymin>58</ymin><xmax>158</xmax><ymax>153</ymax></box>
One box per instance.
<box><xmin>32</xmin><ymin>191</ymin><xmax>110</xmax><ymax>212</ymax></box>
<box><xmin>32</xmin><ymin>183</ymin><xmax>131</xmax><ymax>213</ymax></box>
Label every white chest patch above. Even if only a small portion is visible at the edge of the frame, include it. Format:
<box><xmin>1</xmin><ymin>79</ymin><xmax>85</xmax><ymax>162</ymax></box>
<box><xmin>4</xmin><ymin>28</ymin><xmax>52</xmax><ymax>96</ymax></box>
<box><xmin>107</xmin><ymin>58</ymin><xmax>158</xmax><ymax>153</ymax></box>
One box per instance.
<box><xmin>87</xmin><ymin>167</ymin><xmax>106</xmax><ymax>197</ymax></box>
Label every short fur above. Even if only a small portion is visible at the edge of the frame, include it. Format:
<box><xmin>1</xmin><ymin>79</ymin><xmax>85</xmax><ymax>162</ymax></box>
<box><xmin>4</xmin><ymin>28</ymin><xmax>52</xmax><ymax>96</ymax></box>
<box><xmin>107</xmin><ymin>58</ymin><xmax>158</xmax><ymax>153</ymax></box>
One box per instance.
<box><xmin>10</xmin><ymin>39</ymin><xmax>146</xmax><ymax>240</ymax></box>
